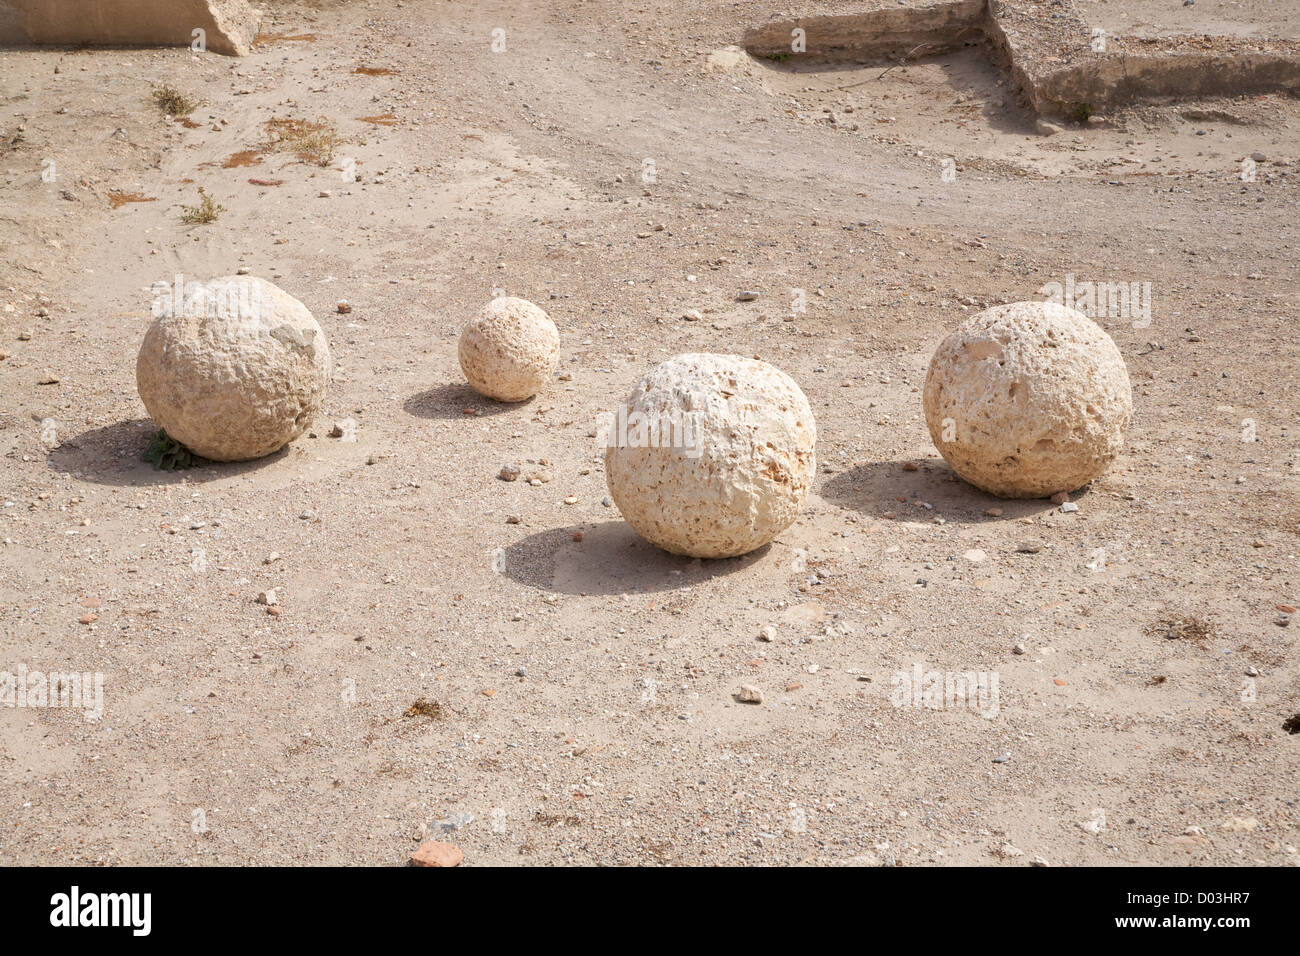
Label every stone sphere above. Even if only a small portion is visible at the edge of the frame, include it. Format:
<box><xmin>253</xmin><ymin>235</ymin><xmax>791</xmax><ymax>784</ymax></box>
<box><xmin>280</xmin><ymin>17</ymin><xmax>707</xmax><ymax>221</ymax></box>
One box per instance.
<box><xmin>604</xmin><ymin>353</ymin><xmax>817</xmax><ymax>558</ymax></box>
<box><xmin>458</xmin><ymin>297</ymin><xmax>559</xmax><ymax>402</ymax></box>
<box><xmin>136</xmin><ymin>276</ymin><xmax>331</xmax><ymax>462</ymax></box>
<box><xmin>923</xmin><ymin>301</ymin><xmax>1132</xmax><ymax>498</ymax></box>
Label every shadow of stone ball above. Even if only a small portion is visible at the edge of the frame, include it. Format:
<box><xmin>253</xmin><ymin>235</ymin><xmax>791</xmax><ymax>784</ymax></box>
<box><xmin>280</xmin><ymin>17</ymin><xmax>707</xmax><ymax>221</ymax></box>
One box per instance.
<box><xmin>403</xmin><ymin>383</ymin><xmax>531</xmax><ymax>420</ymax></box>
<box><xmin>46</xmin><ymin>418</ymin><xmax>285</xmax><ymax>487</ymax></box>
<box><xmin>819</xmin><ymin>458</ymin><xmax>1074</xmax><ymax>522</ymax></box>
<box><xmin>502</xmin><ymin>520</ymin><xmax>769</xmax><ymax>596</ymax></box>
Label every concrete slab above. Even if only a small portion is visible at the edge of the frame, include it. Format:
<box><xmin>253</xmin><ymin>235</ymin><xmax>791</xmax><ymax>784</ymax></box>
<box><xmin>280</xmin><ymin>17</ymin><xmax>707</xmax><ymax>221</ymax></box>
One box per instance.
<box><xmin>1</xmin><ymin>0</ymin><xmax>261</xmax><ymax>56</ymax></box>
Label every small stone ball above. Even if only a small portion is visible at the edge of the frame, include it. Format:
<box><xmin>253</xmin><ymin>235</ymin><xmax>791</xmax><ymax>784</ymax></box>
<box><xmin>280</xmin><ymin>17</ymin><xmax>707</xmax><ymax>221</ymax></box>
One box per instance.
<box><xmin>136</xmin><ymin>276</ymin><xmax>331</xmax><ymax>461</ymax></box>
<box><xmin>458</xmin><ymin>297</ymin><xmax>559</xmax><ymax>402</ymax></box>
<box><xmin>604</xmin><ymin>353</ymin><xmax>817</xmax><ymax>558</ymax></box>
<box><xmin>923</xmin><ymin>301</ymin><xmax>1132</xmax><ymax>498</ymax></box>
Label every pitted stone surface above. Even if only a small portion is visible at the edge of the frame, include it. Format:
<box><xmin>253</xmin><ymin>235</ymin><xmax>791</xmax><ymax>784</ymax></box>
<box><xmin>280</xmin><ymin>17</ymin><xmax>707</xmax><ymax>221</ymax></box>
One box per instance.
<box><xmin>923</xmin><ymin>300</ymin><xmax>1131</xmax><ymax>498</ymax></box>
<box><xmin>458</xmin><ymin>297</ymin><xmax>559</xmax><ymax>403</ymax></box>
<box><xmin>605</xmin><ymin>353</ymin><xmax>817</xmax><ymax>558</ymax></box>
<box><xmin>136</xmin><ymin>276</ymin><xmax>331</xmax><ymax>461</ymax></box>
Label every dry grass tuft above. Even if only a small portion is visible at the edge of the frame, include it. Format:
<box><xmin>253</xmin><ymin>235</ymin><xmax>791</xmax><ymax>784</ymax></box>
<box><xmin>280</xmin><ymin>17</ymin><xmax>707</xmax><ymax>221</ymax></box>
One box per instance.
<box><xmin>151</xmin><ymin>84</ymin><xmax>197</xmax><ymax>117</ymax></box>
<box><xmin>179</xmin><ymin>187</ymin><xmax>224</xmax><ymax>224</ymax></box>
<box><xmin>403</xmin><ymin>698</ymin><xmax>444</xmax><ymax>720</ymax></box>
<box><xmin>1147</xmin><ymin>613</ymin><xmax>1216</xmax><ymax>647</ymax></box>
<box><xmin>261</xmin><ymin>116</ymin><xmax>344</xmax><ymax>167</ymax></box>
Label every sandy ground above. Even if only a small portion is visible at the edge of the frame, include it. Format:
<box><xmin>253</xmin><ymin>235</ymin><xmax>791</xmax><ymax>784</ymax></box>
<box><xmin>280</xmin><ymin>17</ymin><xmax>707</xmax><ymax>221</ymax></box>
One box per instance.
<box><xmin>0</xmin><ymin>0</ymin><xmax>1298</xmax><ymax>866</ymax></box>
<box><xmin>1081</xmin><ymin>0</ymin><xmax>1299</xmax><ymax>39</ymax></box>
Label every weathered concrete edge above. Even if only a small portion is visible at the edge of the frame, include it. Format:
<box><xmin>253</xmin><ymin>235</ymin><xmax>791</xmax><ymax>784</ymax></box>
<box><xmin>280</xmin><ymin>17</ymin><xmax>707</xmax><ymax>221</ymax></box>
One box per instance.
<box><xmin>744</xmin><ymin>0</ymin><xmax>1300</xmax><ymax>118</ymax></box>
<box><xmin>2</xmin><ymin>0</ymin><xmax>263</xmax><ymax>57</ymax></box>
<box><xmin>742</xmin><ymin>0</ymin><xmax>986</xmax><ymax>61</ymax></box>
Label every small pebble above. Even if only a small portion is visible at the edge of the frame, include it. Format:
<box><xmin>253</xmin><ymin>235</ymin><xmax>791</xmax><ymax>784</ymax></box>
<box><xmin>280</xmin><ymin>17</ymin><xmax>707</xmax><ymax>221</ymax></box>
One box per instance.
<box><xmin>410</xmin><ymin>841</ymin><xmax>463</xmax><ymax>867</ymax></box>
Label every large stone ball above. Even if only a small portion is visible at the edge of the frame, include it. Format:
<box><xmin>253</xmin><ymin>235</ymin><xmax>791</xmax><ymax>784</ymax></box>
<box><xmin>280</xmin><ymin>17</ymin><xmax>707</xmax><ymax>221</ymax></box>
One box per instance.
<box><xmin>136</xmin><ymin>276</ymin><xmax>331</xmax><ymax>462</ymax></box>
<box><xmin>923</xmin><ymin>301</ymin><xmax>1132</xmax><ymax>498</ymax></box>
<box><xmin>604</xmin><ymin>353</ymin><xmax>817</xmax><ymax>558</ymax></box>
<box><xmin>458</xmin><ymin>296</ymin><xmax>559</xmax><ymax>402</ymax></box>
